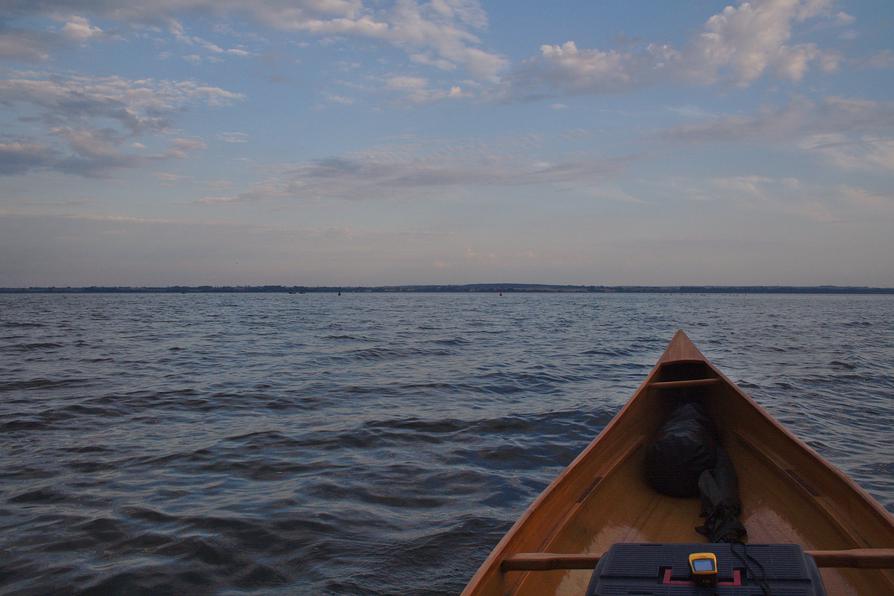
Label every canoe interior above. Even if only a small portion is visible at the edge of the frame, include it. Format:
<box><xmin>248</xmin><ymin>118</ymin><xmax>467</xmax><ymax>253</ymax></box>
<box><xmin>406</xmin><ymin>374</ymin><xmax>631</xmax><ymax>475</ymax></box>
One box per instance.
<box><xmin>466</xmin><ymin>337</ymin><xmax>894</xmax><ymax>595</ymax></box>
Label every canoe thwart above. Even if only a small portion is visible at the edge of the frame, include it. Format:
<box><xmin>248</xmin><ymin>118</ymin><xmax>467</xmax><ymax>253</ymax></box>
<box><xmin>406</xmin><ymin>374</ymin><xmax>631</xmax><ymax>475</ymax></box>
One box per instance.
<box><xmin>649</xmin><ymin>378</ymin><xmax>720</xmax><ymax>390</ymax></box>
<box><xmin>500</xmin><ymin>548</ymin><xmax>894</xmax><ymax>571</ymax></box>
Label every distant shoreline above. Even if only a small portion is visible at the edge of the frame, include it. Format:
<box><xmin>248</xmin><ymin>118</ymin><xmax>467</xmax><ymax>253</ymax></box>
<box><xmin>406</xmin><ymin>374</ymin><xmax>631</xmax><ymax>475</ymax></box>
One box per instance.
<box><xmin>2</xmin><ymin>284</ymin><xmax>893</xmax><ymax>294</ymax></box>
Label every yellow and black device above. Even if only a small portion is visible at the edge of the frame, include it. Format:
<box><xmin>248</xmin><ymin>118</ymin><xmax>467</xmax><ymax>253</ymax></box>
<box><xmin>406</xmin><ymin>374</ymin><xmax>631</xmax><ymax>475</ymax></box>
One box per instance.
<box><xmin>688</xmin><ymin>552</ymin><xmax>719</xmax><ymax>586</ymax></box>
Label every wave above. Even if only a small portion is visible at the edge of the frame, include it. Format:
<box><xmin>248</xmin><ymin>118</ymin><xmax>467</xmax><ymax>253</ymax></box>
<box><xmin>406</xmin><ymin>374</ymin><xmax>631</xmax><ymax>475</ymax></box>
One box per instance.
<box><xmin>0</xmin><ymin>377</ymin><xmax>91</xmax><ymax>391</ymax></box>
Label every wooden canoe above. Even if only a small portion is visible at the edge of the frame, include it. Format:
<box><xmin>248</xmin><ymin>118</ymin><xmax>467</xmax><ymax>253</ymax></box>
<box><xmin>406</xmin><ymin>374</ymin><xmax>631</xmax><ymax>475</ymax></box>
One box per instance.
<box><xmin>463</xmin><ymin>330</ymin><xmax>894</xmax><ymax>595</ymax></box>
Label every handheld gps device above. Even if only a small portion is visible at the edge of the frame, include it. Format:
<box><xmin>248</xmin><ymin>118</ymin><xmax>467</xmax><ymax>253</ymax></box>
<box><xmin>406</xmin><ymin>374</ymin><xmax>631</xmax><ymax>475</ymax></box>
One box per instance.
<box><xmin>688</xmin><ymin>552</ymin><xmax>718</xmax><ymax>585</ymax></box>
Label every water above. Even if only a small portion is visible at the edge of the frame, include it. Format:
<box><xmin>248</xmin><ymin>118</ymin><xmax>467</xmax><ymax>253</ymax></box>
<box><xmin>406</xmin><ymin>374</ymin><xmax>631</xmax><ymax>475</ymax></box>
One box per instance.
<box><xmin>1</xmin><ymin>293</ymin><xmax>892</xmax><ymax>595</ymax></box>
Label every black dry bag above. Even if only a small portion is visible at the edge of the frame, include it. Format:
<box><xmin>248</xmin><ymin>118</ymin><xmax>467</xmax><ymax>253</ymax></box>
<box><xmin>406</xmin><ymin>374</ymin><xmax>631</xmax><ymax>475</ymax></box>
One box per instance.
<box><xmin>644</xmin><ymin>402</ymin><xmax>717</xmax><ymax>497</ymax></box>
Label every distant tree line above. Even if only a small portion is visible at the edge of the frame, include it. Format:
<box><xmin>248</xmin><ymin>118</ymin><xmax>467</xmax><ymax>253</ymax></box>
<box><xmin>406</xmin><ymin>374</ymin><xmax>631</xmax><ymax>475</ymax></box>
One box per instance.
<box><xmin>1</xmin><ymin>284</ymin><xmax>892</xmax><ymax>294</ymax></box>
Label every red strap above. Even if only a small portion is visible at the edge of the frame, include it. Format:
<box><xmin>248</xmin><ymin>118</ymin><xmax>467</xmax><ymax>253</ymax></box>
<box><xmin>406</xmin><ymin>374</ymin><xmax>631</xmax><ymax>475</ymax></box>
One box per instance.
<box><xmin>662</xmin><ymin>568</ymin><xmax>742</xmax><ymax>586</ymax></box>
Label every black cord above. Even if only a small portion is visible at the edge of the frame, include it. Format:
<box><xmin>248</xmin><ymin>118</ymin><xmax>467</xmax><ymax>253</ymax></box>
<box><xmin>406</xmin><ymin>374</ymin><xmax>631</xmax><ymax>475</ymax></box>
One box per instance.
<box><xmin>730</xmin><ymin>542</ymin><xmax>772</xmax><ymax>596</ymax></box>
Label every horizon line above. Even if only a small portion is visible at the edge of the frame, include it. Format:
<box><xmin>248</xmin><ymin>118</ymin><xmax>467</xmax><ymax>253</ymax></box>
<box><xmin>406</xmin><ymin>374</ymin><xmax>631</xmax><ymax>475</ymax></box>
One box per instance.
<box><xmin>2</xmin><ymin>284</ymin><xmax>893</xmax><ymax>294</ymax></box>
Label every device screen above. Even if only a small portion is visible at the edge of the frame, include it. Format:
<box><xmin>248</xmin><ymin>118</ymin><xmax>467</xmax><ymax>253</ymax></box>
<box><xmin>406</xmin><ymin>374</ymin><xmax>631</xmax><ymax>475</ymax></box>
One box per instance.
<box><xmin>692</xmin><ymin>559</ymin><xmax>715</xmax><ymax>572</ymax></box>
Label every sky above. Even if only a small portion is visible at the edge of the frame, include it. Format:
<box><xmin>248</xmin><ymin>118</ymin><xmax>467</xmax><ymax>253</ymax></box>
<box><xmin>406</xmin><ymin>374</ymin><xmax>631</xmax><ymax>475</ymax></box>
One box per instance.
<box><xmin>1</xmin><ymin>0</ymin><xmax>893</xmax><ymax>287</ymax></box>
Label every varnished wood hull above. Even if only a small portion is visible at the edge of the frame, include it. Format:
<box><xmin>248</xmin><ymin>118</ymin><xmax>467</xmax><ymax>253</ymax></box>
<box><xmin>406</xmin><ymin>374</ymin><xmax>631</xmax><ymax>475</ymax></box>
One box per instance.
<box><xmin>463</xmin><ymin>331</ymin><xmax>894</xmax><ymax>595</ymax></box>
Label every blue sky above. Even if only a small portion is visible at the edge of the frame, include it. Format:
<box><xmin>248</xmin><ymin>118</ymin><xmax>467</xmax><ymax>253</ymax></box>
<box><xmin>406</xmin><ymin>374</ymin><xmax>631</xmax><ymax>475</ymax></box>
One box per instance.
<box><xmin>1</xmin><ymin>0</ymin><xmax>893</xmax><ymax>286</ymax></box>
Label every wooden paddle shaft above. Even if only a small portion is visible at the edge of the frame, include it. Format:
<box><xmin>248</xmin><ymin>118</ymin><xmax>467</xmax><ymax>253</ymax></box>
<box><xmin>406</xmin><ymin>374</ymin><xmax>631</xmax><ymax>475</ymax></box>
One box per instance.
<box><xmin>811</xmin><ymin>549</ymin><xmax>894</xmax><ymax>568</ymax></box>
<box><xmin>501</xmin><ymin>549</ymin><xmax>894</xmax><ymax>571</ymax></box>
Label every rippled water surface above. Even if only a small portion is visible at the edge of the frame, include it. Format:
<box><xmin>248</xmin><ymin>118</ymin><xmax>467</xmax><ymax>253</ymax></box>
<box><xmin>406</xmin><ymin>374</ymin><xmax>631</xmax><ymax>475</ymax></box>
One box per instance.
<box><xmin>1</xmin><ymin>293</ymin><xmax>892</xmax><ymax>595</ymax></box>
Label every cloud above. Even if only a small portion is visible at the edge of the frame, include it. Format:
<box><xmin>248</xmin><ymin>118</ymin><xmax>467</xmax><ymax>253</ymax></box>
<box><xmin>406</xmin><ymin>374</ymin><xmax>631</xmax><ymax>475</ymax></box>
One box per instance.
<box><xmin>661</xmin><ymin>96</ymin><xmax>894</xmax><ymax>140</ymax></box>
<box><xmin>862</xmin><ymin>50</ymin><xmax>894</xmax><ymax>70</ymax></box>
<box><xmin>669</xmin><ymin>175</ymin><xmax>842</xmax><ymax>222</ymax></box>
<box><xmin>0</xmin><ymin>140</ymin><xmax>59</xmax><ymax>175</ymax></box>
<box><xmin>659</xmin><ymin>96</ymin><xmax>894</xmax><ymax>172</ymax></box>
<box><xmin>24</xmin><ymin>129</ymin><xmax>209</xmax><ymax>177</ymax></box>
<box><xmin>667</xmin><ymin>175</ymin><xmax>894</xmax><ymax>227</ymax></box>
<box><xmin>164</xmin><ymin>137</ymin><xmax>207</xmax><ymax>159</ymax></box>
<box><xmin>197</xmin><ymin>195</ymin><xmax>241</xmax><ymax>205</ymax></box>
<box><xmin>838</xmin><ymin>185</ymin><xmax>894</xmax><ymax>211</ymax></box>
<box><xmin>512</xmin><ymin>41</ymin><xmax>645</xmax><ymax>96</ymax></box>
<box><xmin>325</xmin><ymin>94</ymin><xmax>355</xmax><ymax>106</ymax></box>
<box><xmin>0</xmin><ymin>71</ymin><xmax>237</xmax><ymax>176</ymax></box>
<box><xmin>50</xmin><ymin>127</ymin><xmax>144</xmax><ymax>174</ymax></box>
<box><xmin>799</xmin><ymin>135</ymin><xmax>894</xmax><ymax>171</ymax></box>
<box><xmin>384</xmin><ymin>75</ymin><xmax>467</xmax><ymax>103</ymax></box>
<box><xmin>0</xmin><ymin>72</ymin><xmax>243</xmax><ymax>134</ymax></box>
<box><xmin>379</xmin><ymin>0</ymin><xmax>505</xmax><ymax>81</ymax></box>
<box><xmin>708</xmin><ymin>175</ymin><xmax>777</xmax><ymax>198</ymax></box>
<box><xmin>0</xmin><ymin>27</ymin><xmax>56</xmax><ymax>61</ymax></box>
<box><xmin>0</xmin><ymin>16</ymin><xmax>106</xmax><ymax>63</ymax></box>
<box><xmin>200</xmin><ymin>138</ymin><xmax>632</xmax><ymax>203</ymax></box>
<box><xmin>504</xmin><ymin>0</ymin><xmax>845</xmax><ymax>100</ymax></box>
<box><xmin>166</xmin><ymin>18</ymin><xmax>254</xmax><ymax>60</ymax></box>
<box><xmin>61</xmin><ymin>16</ymin><xmax>103</xmax><ymax>43</ymax></box>
<box><xmin>834</xmin><ymin>11</ymin><xmax>855</xmax><ymax>25</ymax></box>
<box><xmin>216</xmin><ymin>131</ymin><xmax>249</xmax><ymax>143</ymax></box>
<box><xmin>155</xmin><ymin>172</ymin><xmax>190</xmax><ymax>183</ymax></box>
<box><xmin>687</xmin><ymin>0</ymin><xmax>832</xmax><ymax>85</ymax></box>
<box><xmin>2</xmin><ymin>1</ymin><xmax>506</xmax><ymax>81</ymax></box>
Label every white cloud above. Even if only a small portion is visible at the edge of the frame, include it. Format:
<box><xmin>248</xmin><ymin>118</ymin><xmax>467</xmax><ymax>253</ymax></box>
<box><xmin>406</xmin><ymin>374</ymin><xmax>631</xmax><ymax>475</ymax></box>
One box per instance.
<box><xmin>0</xmin><ymin>15</ymin><xmax>111</xmax><ymax>63</ymax></box>
<box><xmin>0</xmin><ymin>72</ymin><xmax>243</xmax><ymax>133</ymax></box>
<box><xmin>0</xmin><ymin>71</ymin><xmax>240</xmax><ymax>176</ymax></box>
<box><xmin>4</xmin><ymin>0</ymin><xmax>505</xmax><ymax>81</ymax></box>
<box><xmin>689</xmin><ymin>0</ymin><xmax>830</xmax><ymax>85</ymax></box>
<box><xmin>61</xmin><ymin>16</ymin><xmax>103</xmax><ymax>43</ymax></box>
<box><xmin>384</xmin><ymin>75</ymin><xmax>468</xmax><ymax>103</ymax></box>
<box><xmin>216</xmin><ymin>132</ymin><xmax>250</xmax><ymax>143</ymax></box>
<box><xmin>362</xmin><ymin>0</ymin><xmax>506</xmax><ymax>81</ymax></box>
<box><xmin>386</xmin><ymin>75</ymin><xmax>429</xmax><ymax>91</ymax></box>
<box><xmin>325</xmin><ymin>94</ymin><xmax>355</xmax><ymax>105</ymax></box>
<box><xmin>534</xmin><ymin>41</ymin><xmax>639</xmax><ymax>92</ymax></box>
<box><xmin>167</xmin><ymin>18</ymin><xmax>254</xmax><ymax>60</ymax></box>
<box><xmin>834</xmin><ymin>11</ymin><xmax>856</xmax><ymax>25</ymax></box>
<box><xmin>505</xmin><ymin>0</ymin><xmax>845</xmax><ymax>99</ymax></box>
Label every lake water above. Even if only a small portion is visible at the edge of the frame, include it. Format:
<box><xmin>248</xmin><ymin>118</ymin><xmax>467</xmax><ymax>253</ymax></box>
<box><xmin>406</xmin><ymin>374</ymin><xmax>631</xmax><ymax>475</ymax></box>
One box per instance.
<box><xmin>1</xmin><ymin>293</ymin><xmax>892</xmax><ymax>594</ymax></box>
